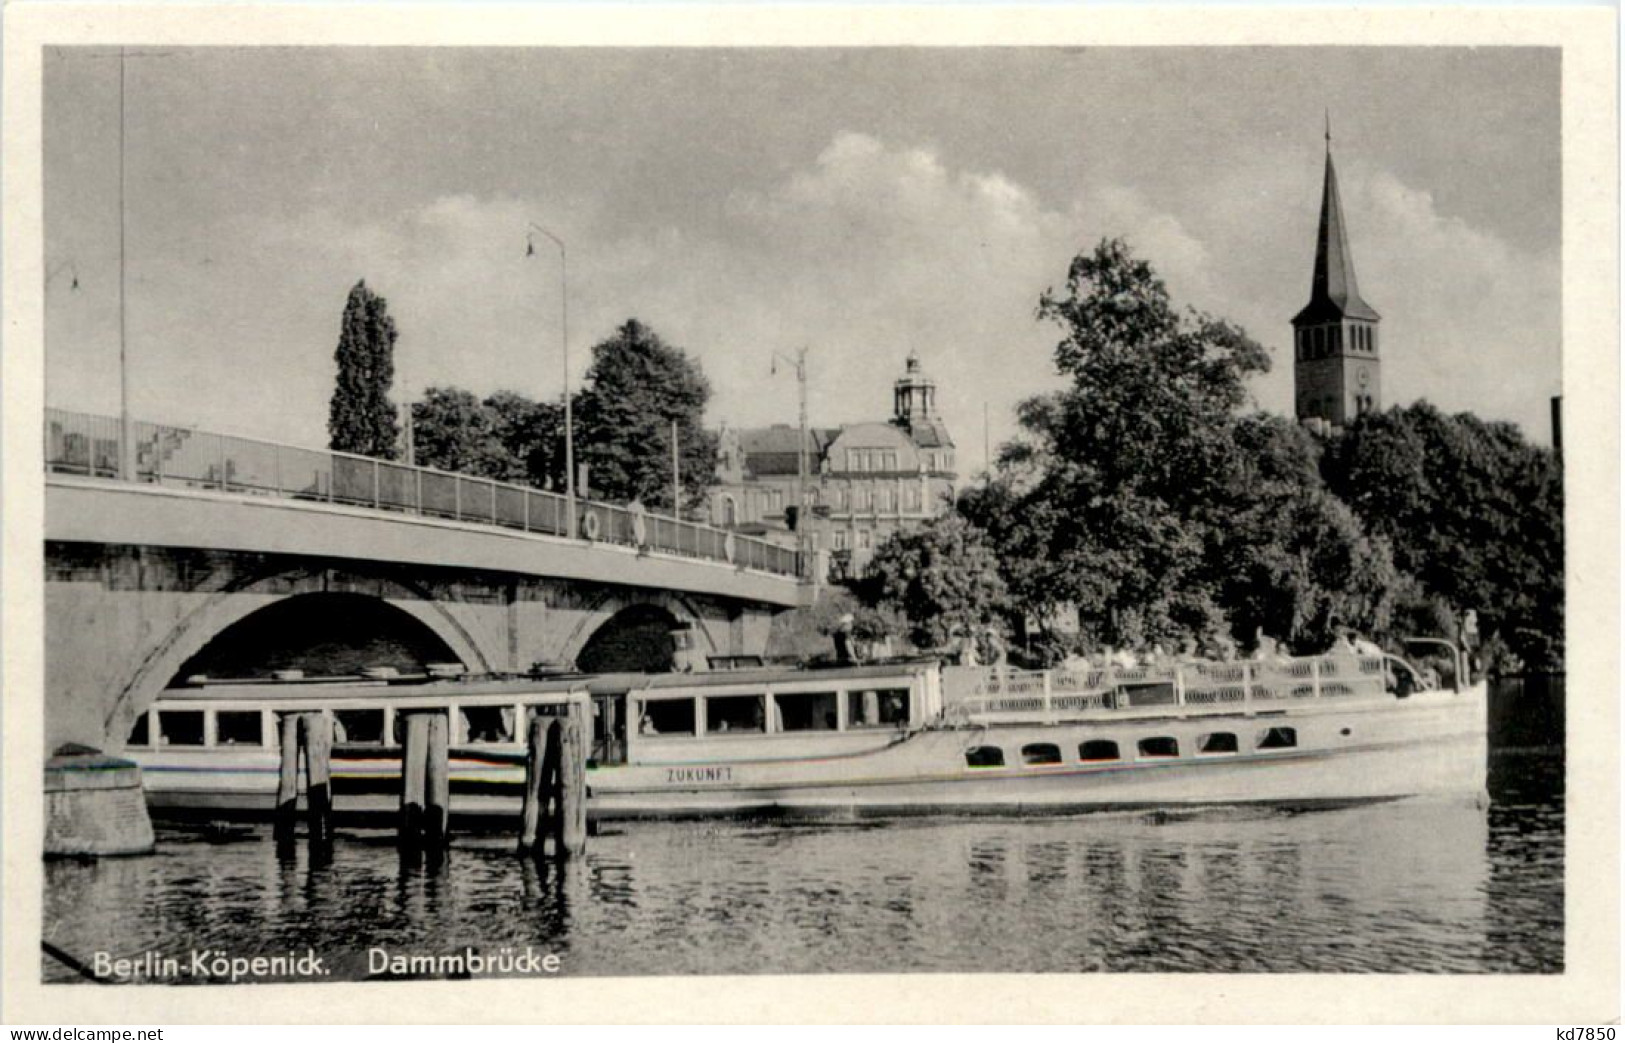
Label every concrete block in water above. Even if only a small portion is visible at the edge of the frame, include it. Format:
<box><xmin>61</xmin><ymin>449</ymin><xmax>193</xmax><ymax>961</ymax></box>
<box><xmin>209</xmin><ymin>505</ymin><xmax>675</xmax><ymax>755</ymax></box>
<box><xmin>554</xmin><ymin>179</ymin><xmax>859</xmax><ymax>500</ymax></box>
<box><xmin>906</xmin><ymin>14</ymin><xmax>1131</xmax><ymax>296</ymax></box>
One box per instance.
<box><xmin>43</xmin><ymin>744</ymin><xmax>155</xmax><ymax>857</ymax></box>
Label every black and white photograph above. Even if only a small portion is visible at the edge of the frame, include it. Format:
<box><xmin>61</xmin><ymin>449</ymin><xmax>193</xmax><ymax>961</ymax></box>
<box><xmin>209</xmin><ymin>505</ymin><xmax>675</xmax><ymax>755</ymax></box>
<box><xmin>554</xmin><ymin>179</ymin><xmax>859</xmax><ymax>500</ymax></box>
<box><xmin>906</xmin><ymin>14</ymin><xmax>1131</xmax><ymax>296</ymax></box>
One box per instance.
<box><xmin>3</xmin><ymin>3</ymin><xmax>1616</xmax><ymax>1025</ymax></box>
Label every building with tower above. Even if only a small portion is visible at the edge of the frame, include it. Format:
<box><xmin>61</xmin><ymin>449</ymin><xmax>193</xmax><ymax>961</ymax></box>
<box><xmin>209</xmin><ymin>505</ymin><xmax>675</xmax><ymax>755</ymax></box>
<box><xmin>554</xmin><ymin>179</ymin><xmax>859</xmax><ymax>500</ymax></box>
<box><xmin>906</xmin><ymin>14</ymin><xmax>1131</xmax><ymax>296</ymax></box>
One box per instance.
<box><xmin>1293</xmin><ymin>128</ymin><xmax>1382</xmax><ymax>429</ymax></box>
<box><xmin>707</xmin><ymin>351</ymin><xmax>958</xmax><ymax>581</ymax></box>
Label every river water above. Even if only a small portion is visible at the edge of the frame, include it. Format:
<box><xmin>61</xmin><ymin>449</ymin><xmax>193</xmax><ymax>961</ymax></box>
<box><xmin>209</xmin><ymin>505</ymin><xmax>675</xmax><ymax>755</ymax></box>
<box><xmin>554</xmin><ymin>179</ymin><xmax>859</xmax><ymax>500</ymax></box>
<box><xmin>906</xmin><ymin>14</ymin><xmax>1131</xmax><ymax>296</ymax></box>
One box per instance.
<box><xmin>42</xmin><ymin>685</ymin><xmax>1563</xmax><ymax>980</ymax></box>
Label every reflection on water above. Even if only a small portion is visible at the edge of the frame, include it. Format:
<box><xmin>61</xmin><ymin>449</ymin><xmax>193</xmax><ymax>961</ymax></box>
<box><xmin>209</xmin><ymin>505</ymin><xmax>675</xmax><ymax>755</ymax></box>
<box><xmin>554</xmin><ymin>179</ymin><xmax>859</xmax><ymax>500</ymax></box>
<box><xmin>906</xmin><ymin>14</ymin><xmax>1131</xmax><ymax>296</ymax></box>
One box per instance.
<box><xmin>43</xmin><ymin>751</ymin><xmax>1560</xmax><ymax>978</ymax></box>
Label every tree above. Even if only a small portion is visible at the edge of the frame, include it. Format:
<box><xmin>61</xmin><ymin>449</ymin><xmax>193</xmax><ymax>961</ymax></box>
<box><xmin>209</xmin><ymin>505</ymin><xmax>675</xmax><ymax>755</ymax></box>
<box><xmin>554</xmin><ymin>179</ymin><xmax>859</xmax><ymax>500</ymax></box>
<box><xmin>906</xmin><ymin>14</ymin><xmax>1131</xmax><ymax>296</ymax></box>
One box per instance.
<box><xmin>328</xmin><ymin>280</ymin><xmax>400</xmax><ymax>458</ymax></box>
<box><xmin>411</xmin><ymin>387</ymin><xmax>565</xmax><ymax>488</ymax></box>
<box><xmin>573</xmin><ymin>319</ymin><xmax>719</xmax><ymax>512</ymax></box>
<box><xmin>862</xmin><ymin>515</ymin><xmax>1010</xmax><ymax>649</ymax></box>
<box><xmin>410</xmin><ymin>387</ymin><xmax>510</xmax><ymax>478</ymax></box>
<box><xmin>963</xmin><ymin>239</ymin><xmax>1398</xmax><ymax>654</ymax></box>
<box><xmin>1322</xmin><ymin>402</ymin><xmax>1563</xmax><ymax>669</ymax></box>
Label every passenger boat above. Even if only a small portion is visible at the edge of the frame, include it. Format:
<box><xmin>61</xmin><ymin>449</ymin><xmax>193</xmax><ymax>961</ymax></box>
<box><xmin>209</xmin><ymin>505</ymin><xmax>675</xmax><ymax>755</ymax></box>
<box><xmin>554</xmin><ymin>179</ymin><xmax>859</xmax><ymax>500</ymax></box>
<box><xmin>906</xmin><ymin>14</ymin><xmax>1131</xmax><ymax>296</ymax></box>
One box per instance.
<box><xmin>122</xmin><ymin>646</ymin><xmax>1487</xmax><ymax>824</ymax></box>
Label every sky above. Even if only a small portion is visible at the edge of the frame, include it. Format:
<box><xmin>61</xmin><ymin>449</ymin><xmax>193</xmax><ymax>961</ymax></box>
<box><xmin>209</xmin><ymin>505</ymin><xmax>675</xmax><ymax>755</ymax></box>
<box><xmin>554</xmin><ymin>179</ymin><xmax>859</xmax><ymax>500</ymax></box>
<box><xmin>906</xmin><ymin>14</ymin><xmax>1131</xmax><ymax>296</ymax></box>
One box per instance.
<box><xmin>44</xmin><ymin>47</ymin><xmax>1562</xmax><ymax>474</ymax></box>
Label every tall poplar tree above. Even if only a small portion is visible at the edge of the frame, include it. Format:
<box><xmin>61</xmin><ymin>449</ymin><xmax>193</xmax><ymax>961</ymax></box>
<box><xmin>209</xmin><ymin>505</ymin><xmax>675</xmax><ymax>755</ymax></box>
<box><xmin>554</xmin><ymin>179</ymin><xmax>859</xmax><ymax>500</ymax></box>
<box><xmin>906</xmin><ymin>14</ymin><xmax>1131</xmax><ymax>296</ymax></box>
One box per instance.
<box><xmin>328</xmin><ymin>279</ymin><xmax>400</xmax><ymax>458</ymax></box>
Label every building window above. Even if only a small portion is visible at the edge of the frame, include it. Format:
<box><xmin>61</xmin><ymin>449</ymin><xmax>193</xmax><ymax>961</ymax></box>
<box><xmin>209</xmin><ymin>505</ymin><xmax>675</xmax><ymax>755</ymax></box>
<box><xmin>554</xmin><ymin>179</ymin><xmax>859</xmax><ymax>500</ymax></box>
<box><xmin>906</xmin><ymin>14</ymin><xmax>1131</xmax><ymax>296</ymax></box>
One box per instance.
<box><xmin>832</xmin><ymin>530</ymin><xmax>848</xmax><ymax>551</ymax></box>
<box><xmin>126</xmin><ymin>712</ymin><xmax>150</xmax><ymax>747</ymax></box>
<box><xmin>878</xmin><ymin>487</ymin><xmax>893</xmax><ymax>512</ymax></box>
<box><xmin>857</xmin><ymin>529</ymin><xmax>871</xmax><ymax>550</ymax></box>
<box><xmin>904</xmin><ymin>485</ymin><xmax>921</xmax><ymax>511</ymax></box>
<box><xmin>854</xmin><ymin>487</ymin><xmax>870</xmax><ymax>510</ymax></box>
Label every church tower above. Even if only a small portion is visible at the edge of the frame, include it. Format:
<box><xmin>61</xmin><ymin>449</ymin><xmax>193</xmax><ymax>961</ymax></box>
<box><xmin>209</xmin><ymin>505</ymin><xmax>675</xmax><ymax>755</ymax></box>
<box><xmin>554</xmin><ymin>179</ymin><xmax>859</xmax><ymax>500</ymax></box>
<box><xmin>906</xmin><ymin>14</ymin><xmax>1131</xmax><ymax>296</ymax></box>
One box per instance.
<box><xmin>1292</xmin><ymin>124</ymin><xmax>1381</xmax><ymax>427</ymax></box>
<box><xmin>893</xmin><ymin>349</ymin><xmax>937</xmax><ymax>424</ymax></box>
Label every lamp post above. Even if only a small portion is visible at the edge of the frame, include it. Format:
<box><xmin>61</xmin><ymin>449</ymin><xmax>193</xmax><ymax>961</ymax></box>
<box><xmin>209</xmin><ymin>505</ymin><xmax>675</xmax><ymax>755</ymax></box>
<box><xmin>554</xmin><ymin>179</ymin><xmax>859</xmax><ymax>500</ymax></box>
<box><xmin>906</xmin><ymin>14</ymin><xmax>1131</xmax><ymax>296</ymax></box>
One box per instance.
<box><xmin>526</xmin><ymin>222</ymin><xmax>576</xmax><ymax>538</ymax></box>
<box><xmin>771</xmin><ymin>346</ymin><xmax>810</xmax><ymax>576</ymax></box>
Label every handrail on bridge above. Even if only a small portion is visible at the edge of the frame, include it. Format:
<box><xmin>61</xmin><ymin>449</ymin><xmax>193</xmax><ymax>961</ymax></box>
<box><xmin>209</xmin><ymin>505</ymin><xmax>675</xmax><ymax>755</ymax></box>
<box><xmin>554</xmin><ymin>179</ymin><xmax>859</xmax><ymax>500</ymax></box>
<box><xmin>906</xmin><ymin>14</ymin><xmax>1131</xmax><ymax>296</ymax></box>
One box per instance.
<box><xmin>43</xmin><ymin>407</ymin><xmax>802</xmax><ymax>579</ymax></box>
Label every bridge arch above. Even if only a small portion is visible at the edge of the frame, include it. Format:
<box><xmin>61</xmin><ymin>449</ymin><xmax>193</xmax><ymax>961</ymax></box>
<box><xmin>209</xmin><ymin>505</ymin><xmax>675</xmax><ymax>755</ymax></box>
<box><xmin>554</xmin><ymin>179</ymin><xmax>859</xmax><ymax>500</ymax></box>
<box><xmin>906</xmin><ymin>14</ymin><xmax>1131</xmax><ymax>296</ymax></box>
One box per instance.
<box><xmin>104</xmin><ymin>568</ymin><xmax>495</xmax><ymax>742</ymax></box>
<box><xmin>558</xmin><ymin>590</ymin><xmax>722</xmax><ymax>673</ymax></box>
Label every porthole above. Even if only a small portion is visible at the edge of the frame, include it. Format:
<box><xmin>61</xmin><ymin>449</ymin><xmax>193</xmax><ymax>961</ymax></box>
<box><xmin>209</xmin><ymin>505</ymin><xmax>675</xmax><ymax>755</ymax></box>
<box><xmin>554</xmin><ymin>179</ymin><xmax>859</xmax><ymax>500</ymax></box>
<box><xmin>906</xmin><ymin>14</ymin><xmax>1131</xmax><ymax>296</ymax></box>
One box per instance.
<box><xmin>1138</xmin><ymin>736</ymin><xmax>1179</xmax><ymax>759</ymax></box>
<box><xmin>1079</xmin><ymin>740</ymin><xmax>1120</xmax><ymax>762</ymax></box>
<box><xmin>1021</xmin><ymin>743</ymin><xmax>1062</xmax><ymax>766</ymax></box>
<box><xmin>1257</xmin><ymin>726</ymin><xmax>1298</xmax><ymax>750</ymax></box>
<box><xmin>965</xmin><ymin>746</ymin><xmax>1004</xmax><ymax>768</ymax></box>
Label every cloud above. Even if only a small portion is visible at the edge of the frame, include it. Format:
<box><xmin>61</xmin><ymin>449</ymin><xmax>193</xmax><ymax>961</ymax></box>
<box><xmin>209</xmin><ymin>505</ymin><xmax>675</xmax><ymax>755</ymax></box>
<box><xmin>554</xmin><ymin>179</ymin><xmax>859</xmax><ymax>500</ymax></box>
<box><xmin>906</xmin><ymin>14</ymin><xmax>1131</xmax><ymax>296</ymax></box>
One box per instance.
<box><xmin>57</xmin><ymin>132</ymin><xmax>1558</xmax><ymax>468</ymax></box>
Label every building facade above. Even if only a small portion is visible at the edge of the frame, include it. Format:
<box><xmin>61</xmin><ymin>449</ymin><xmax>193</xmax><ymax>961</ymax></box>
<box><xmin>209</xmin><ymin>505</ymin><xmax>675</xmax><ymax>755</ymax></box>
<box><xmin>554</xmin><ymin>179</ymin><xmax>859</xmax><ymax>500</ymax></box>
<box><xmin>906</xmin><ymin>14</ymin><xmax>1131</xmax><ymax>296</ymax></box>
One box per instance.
<box><xmin>707</xmin><ymin>352</ymin><xmax>957</xmax><ymax>580</ymax></box>
<box><xmin>1292</xmin><ymin>134</ymin><xmax>1382</xmax><ymax>428</ymax></box>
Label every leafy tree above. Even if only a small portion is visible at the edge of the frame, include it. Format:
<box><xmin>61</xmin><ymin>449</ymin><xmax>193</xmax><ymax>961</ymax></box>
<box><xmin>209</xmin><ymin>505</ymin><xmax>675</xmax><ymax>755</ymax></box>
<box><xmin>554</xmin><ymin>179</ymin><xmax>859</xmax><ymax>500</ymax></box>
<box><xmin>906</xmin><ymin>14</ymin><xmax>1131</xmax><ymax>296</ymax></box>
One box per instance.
<box><xmin>328</xmin><ymin>280</ymin><xmax>400</xmax><ymax>458</ymax></box>
<box><xmin>485</xmin><ymin>390</ymin><xmax>565</xmax><ymax>488</ymax></box>
<box><xmin>410</xmin><ymin>387</ymin><xmax>510</xmax><ymax>477</ymax></box>
<box><xmin>411</xmin><ymin>387</ymin><xmax>565</xmax><ymax>488</ymax></box>
<box><xmin>573</xmin><ymin>319</ymin><xmax>718</xmax><ymax>512</ymax></box>
<box><xmin>1322</xmin><ymin>402</ymin><xmax>1563</xmax><ymax>669</ymax></box>
<box><xmin>960</xmin><ymin>239</ymin><xmax>1398</xmax><ymax>653</ymax></box>
<box><xmin>862</xmin><ymin>514</ymin><xmax>1010</xmax><ymax>649</ymax></box>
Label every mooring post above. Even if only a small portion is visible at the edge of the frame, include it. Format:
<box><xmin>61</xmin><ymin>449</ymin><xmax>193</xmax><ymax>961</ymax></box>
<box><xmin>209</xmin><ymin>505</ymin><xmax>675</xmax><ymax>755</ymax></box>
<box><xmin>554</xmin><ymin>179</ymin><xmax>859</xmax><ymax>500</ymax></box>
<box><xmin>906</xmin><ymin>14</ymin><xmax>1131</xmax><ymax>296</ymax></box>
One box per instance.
<box><xmin>517</xmin><ymin>714</ymin><xmax>549</xmax><ymax>854</ymax></box>
<box><xmin>557</xmin><ymin>706</ymin><xmax>588</xmax><ymax>858</ymax></box>
<box><xmin>274</xmin><ymin>712</ymin><xmax>300</xmax><ymax>844</ymax></box>
<box><xmin>540</xmin><ymin>719</ymin><xmax>564</xmax><ymax>855</ymax></box>
<box><xmin>399</xmin><ymin>711</ymin><xmax>430</xmax><ymax>848</ymax></box>
<box><xmin>424</xmin><ymin>711</ymin><xmax>451</xmax><ymax>848</ymax></box>
<box><xmin>300</xmin><ymin>712</ymin><xmax>333</xmax><ymax>846</ymax></box>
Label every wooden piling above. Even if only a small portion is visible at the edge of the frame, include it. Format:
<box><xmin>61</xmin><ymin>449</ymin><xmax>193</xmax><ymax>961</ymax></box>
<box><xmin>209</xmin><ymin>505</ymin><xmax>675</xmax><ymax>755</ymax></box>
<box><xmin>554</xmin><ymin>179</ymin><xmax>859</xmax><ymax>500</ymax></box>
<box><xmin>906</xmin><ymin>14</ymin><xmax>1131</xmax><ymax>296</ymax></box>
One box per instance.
<box><xmin>274</xmin><ymin>712</ymin><xmax>300</xmax><ymax>843</ymax></box>
<box><xmin>517</xmin><ymin>715</ymin><xmax>549</xmax><ymax>854</ymax></box>
<box><xmin>556</xmin><ymin>708</ymin><xmax>588</xmax><ymax>858</ymax></box>
<box><xmin>300</xmin><ymin>712</ymin><xmax>333</xmax><ymax>846</ymax></box>
<box><xmin>399</xmin><ymin>711</ymin><xmax>429</xmax><ymax>847</ymax></box>
<box><xmin>424</xmin><ymin>711</ymin><xmax>451</xmax><ymax>847</ymax></box>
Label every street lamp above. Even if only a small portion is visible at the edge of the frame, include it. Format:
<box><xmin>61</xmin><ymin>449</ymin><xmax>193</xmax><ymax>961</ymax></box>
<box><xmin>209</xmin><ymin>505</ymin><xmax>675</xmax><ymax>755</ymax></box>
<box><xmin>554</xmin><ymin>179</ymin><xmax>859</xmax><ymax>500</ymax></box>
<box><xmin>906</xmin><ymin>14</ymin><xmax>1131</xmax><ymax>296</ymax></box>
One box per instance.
<box><xmin>526</xmin><ymin>222</ymin><xmax>576</xmax><ymax>538</ymax></box>
<box><xmin>771</xmin><ymin>346</ymin><xmax>810</xmax><ymax>577</ymax></box>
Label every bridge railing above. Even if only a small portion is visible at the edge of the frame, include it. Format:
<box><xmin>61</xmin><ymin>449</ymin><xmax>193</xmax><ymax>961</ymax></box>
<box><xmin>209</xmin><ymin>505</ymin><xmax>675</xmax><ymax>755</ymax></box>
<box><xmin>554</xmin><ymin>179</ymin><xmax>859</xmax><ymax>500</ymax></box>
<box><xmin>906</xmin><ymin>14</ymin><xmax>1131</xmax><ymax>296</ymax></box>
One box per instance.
<box><xmin>44</xmin><ymin>408</ymin><xmax>801</xmax><ymax>578</ymax></box>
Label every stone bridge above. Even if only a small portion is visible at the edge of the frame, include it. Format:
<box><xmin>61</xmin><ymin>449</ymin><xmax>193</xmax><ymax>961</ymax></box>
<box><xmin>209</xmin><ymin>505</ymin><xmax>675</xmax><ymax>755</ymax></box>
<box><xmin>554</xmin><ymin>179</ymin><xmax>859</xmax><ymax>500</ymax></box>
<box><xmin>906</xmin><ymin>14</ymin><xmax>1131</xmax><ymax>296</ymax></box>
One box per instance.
<box><xmin>43</xmin><ymin>411</ymin><xmax>804</xmax><ymax>752</ymax></box>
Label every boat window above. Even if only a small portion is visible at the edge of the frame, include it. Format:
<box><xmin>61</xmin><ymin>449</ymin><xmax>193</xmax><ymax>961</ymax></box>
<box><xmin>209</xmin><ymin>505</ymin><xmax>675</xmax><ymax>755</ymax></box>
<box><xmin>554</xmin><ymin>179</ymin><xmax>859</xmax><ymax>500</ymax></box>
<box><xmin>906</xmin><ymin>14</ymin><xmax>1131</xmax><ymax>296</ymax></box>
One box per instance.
<box><xmin>334</xmin><ymin>709</ymin><xmax>386</xmax><ymax>745</ymax></box>
<box><xmin>126</xmin><ymin>712</ymin><xmax>149</xmax><ymax>747</ymax></box>
<box><xmin>1022</xmin><ymin>743</ymin><xmax>1062</xmax><ymax>766</ymax></box>
<box><xmin>1137</xmin><ymin>736</ymin><xmax>1179</xmax><ymax>759</ymax></box>
<box><xmin>965</xmin><ymin>745</ymin><xmax>1004</xmax><ymax>768</ymax></box>
<box><xmin>773</xmin><ymin>691</ymin><xmax>839</xmax><ymax>732</ymax></box>
<box><xmin>1257</xmin><ymin>726</ymin><xmax>1298</xmax><ymax>750</ymax></box>
<box><xmin>1198</xmin><ymin>732</ymin><xmax>1238</xmax><ymax>754</ymax></box>
<box><xmin>706</xmin><ymin>695</ymin><xmax>765</xmax><ymax>735</ymax></box>
<box><xmin>215</xmin><ymin>710</ymin><xmax>264</xmax><ymax>747</ymax></box>
<box><xmin>461</xmin><ymin>705</ymin><xmax>516</xmax><ymax>744</ymax></box>
<box><xmin>848</xmin><ymin>688</ymin><xmax>910</xmax><ymax>729</ymax></box>
<box><xmin>1078</xmin><ymin>739</ymin><xmax>1120</xmax><ymax>762</ymax></box>
<box><xmin>640</xmin><ymin>698</ymin><xmax>696</xmax><ymax>737</ymax></box>
<box><xmin>157</xmin><ymin>710</ymin><xmax>205</xmax><ymax>747</ymax></box>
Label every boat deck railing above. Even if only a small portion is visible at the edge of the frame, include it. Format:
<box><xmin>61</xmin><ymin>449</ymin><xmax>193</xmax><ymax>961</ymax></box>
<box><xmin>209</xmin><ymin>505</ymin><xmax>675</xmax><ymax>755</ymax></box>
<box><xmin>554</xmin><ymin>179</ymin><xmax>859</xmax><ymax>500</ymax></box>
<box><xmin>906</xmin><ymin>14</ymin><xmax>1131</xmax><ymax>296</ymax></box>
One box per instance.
<box><xmin>940</xmin><ymin>654</ymin><xmax>1398</xmax><ymax>725</ymax></box>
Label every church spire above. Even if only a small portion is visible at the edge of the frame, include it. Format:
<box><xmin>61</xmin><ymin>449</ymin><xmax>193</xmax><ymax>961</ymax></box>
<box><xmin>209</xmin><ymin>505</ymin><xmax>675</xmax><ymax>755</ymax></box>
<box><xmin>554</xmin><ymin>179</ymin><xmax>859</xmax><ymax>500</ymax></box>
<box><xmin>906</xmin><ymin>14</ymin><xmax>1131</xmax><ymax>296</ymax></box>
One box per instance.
<box><xmin>1293</xmin><ymin>129</ymin><xmax>1380</xmax><ymax>325</ymax></box>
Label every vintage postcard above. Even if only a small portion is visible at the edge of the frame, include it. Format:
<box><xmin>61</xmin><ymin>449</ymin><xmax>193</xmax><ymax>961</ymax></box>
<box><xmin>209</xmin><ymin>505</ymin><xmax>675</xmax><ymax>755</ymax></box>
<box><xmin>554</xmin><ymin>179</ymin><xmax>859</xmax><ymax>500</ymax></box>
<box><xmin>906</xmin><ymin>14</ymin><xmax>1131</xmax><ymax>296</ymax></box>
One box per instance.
<box><xmin>2</xmin><ymin>3</ymin><xmax>1616</xmax><ymax>1025</ymax></box>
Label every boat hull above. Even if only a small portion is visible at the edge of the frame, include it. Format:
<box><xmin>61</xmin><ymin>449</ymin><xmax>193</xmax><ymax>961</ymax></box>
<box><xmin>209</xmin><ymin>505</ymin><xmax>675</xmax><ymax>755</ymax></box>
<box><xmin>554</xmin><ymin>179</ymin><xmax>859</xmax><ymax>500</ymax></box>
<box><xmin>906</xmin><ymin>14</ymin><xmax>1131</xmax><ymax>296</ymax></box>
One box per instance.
<box><xmin>131</xmin><ymin>685</ymin><xmax>1488</xmax><ymax>824</ymax></box>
